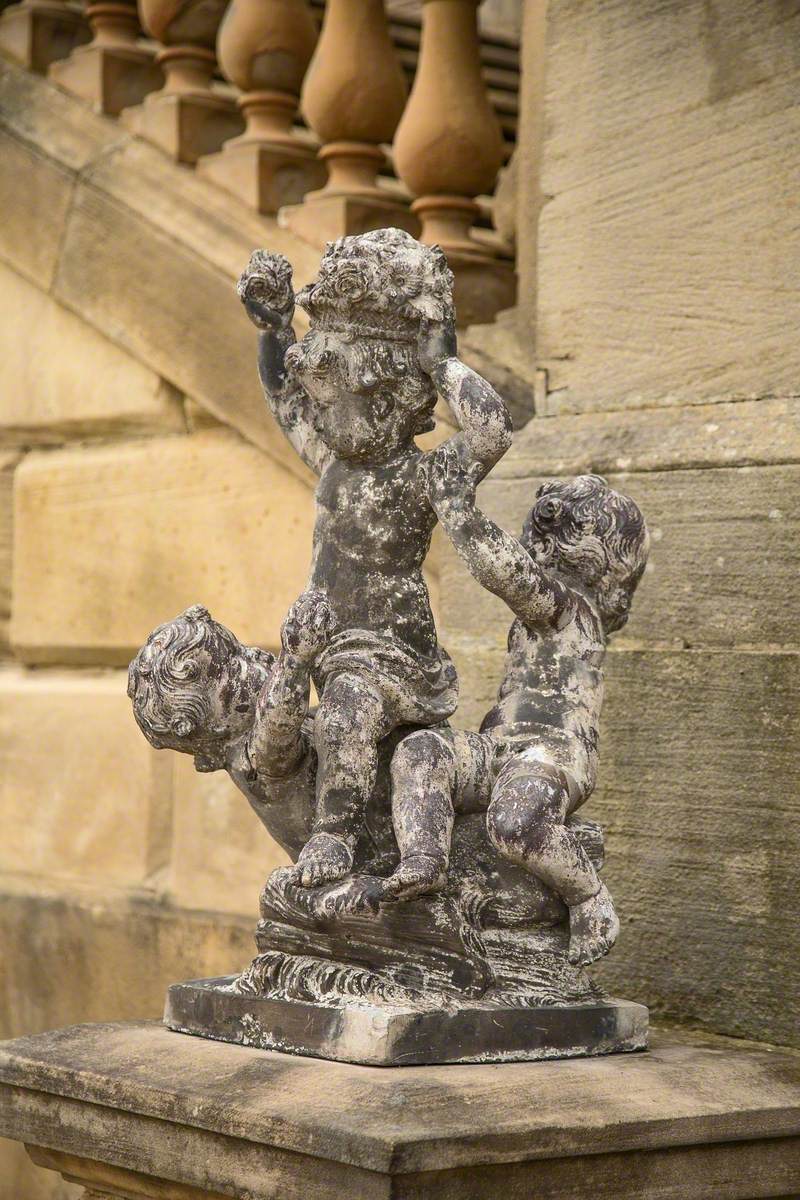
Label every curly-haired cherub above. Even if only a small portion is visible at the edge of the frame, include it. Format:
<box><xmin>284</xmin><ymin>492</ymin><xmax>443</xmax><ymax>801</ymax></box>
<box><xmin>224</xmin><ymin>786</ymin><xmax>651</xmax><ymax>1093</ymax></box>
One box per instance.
<box><xmin>127</xmin><ymin>593</ymin><xmax>338</xmax><ymax>861</ymax></box>
<box><xmin>383</xmin><ymin>445</ymin><xmax>650</xmax><ymax>966</ymax></box>
<box><xmin>237</xmin><ymin>228</ymin><xmax>513</xmax><ymax>890</ymax></box>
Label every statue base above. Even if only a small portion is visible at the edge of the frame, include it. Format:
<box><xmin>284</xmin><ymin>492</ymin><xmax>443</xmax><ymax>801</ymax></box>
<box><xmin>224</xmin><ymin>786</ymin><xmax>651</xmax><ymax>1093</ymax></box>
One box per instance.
<box><xmin>1</xmin><ymin>1021</ymin><xmax>798</xmax><ymax>1199</ymax></box>
<box><xmin>165</xmin><ymin>977</ymin><xmax>648</xmax><ymax>1066</ymax></box>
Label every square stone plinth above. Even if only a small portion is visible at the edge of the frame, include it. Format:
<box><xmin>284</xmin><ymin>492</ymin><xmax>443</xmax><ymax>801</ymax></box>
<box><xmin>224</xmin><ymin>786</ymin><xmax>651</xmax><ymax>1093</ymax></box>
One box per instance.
<box><xmin>0</xmin><ymin>1021</ymin><xmax>799</xmax><ymax>1199</ymax></box>
<box><xmin>165</xmin><ymin>975</ymin><xmax>648</xmax><ymax>1066</ymax></box>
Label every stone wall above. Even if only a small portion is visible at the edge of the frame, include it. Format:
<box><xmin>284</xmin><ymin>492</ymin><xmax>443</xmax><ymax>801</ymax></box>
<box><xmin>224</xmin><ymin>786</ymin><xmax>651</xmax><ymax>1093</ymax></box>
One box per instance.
<box><xmin>440</xmin><ymin>0</ymin><xmax>800</xmax><ymax>1051</ymax></box>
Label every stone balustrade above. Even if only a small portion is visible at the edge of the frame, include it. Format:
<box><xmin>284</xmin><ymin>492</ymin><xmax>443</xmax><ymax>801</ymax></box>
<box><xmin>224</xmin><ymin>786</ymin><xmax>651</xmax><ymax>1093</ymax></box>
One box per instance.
<box><xmin>0</xmin><ymin>0</ymin><xmax>518</xmax><ymax>319</ymax></box>
<box><xmin>0</xmin><ymin>0</ymin><xmax>87</xmax><ymax>71</ymax></box>
<box><xmin>196</xmin><ymin>0</ymin><xmax>325</xmax><ymax>213</ymax></box>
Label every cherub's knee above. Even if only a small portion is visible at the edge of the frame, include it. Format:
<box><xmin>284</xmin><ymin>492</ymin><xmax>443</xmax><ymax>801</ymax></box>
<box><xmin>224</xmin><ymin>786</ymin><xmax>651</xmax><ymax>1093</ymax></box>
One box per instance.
<box><xmin>391</xmin><ymin>730</ymin><xmax>454</xmax><ymax>784</ymax></box>
<box><xmin>486</xmin><ymin>774</ymin><xmax>564</xmax><ymax>860</ymax></box>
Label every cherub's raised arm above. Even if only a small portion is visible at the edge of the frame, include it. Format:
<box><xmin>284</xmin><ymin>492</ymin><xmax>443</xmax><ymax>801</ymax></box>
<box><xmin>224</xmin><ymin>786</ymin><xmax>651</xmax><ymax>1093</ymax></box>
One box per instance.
<box><xmin>422</xmin><ymin>444</ymin><xmax>572</xmax><ymax>629</ymax></box>
<box><xmin>238</xmin><ymin>251</ymin><xmax>331</xmax><ymax>476</ymax></box>
<box><xmin>420</xmin><ymin>317</ymin><xmax>513</xmax><ymax>482</ymax></box>
<box><xmin>247</xmin><ymin>591</ymin><xmax>337</xmax><ymax>778</ymax></box>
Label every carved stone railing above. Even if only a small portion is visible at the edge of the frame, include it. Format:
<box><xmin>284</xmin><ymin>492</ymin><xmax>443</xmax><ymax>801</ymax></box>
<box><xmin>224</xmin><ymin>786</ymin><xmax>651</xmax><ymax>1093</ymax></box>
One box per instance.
<box><xmin>0</xmin><ymin>0</ymin><xmax>87</xmax><ymax>72</ymax></box>
<box><xmin>196</xmin><ymin>0</ymin><xmax>325</xmax><ymax>213</ymax></box>
<box><xmin>0</xmin><ymin>0</ymin><xmax>519</xmax><ymax>321</ymax></box>
<box><xmin>48</xmin><ymin>0</ymin><xmax>162</xmax><ymax>114</ymax></box>
<box><xmin>281</xmin><ymin>0</ymin><xmax>413</xmax><ymax>247</ymax></box>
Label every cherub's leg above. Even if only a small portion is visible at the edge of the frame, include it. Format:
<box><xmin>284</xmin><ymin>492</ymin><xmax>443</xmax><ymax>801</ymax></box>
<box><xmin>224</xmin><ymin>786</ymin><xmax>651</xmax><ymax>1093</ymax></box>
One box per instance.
<box><xmin>486</xmin><ymin>764</ymin><xmax>619</xmax><ymax>965</ymax></box>
<box><xmin>383</xmin><ymin>730</ymin><xmax>493</xmax><ymax>900</ymax></box>
<box><xmin>291</xmin><ymin>672</ymin><xmax>392</xmax><ymax>888</ymax></box>
<box><xmin>382</xmin><ymin>731</ymin><xmax>457</xmax><ymax>900</ymax></box>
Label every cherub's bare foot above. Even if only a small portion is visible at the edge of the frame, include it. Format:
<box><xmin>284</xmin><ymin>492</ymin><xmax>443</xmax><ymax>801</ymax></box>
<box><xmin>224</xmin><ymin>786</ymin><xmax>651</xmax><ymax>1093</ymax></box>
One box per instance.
<box><xmin>291</xmin><ymin>833</ymin><xmax>353</xmax><ymax>889</ymax></box>
<box><xmin>567</xmin><ymin>882</ymin><xmax>620</xmax><ymax>965</ymax></box>
<box><xmin>381</xmin><ymin>854</ymin><xmax>447</xmax><ymax>902</ymax></box>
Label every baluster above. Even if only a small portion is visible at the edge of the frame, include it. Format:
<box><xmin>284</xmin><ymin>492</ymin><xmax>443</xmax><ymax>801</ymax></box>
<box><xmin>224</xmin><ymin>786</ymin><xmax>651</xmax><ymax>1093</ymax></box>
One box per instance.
<box><xmin>49</xmin><ymin>0</ymin><xmax>162</xmax><ymax>115</ymax></box>
<box><xmin>120</xmin><ymin>0</ymin><xmax>242</xmax><ymax>164</ymax></box>
<box><xmin>0</xmin><ymin>0</ymin><xmax>88</xmax><ymax>72</ymax></box>
<box><xmin>282</xmin><ymin>0</ymin><xmax>415</xmax><ymax>248</ymax></box>
<box><xmin>393</xmin><ymin>0</ymin><xmax>515</xmax><ymax>323</ymax></box>
<box><xmin>196</xmin><ymin>0</ymin><xmax>324</xmax><ymax>214</ymax></box>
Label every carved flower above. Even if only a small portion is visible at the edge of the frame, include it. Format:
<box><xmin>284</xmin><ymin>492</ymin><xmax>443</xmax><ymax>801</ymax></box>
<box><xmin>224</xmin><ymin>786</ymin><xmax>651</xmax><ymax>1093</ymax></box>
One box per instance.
<box><xmin>326</xmin><ymin>258</ymin><xmax>372</xmax><ymax>304</ymax></box>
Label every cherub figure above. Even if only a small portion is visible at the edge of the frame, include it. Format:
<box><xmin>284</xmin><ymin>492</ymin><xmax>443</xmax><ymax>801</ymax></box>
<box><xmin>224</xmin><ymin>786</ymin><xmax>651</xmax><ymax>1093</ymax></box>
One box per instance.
<box><xmin>383</xmin><ymin>445</ymin><xmax>649</xmax><ymax>965</ymax></box>
<box><xmin>127</xmin><ymin>594</ymin><xmax>338</xmax><ymax>861</ymax></box>
<box><xmin>237</xmin><ymin>229</ymin><xmax>512</xmax><ymax>889</ymax></box>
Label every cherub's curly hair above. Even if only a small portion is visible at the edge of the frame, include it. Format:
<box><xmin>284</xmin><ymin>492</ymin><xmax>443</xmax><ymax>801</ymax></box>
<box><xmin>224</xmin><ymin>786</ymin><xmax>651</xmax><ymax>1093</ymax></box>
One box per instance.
<box><xmin>296</xmin><ymin>228</ymin><xmax>455</xmax><ymax>337</ymax></box>
<box><xmin>127</xmin><ymin>605</ymin><xmax>270</xmax><ymax>750</ymax></box>
<box><xmin>523</xmin><ymin>475</ymin><xmax>649</xmax><ymax>635</ymax></box>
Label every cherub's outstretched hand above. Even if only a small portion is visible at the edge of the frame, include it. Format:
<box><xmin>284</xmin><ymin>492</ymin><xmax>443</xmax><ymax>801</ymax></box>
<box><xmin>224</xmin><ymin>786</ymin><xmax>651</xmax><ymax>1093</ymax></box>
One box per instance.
<box><xmin>237</xmin><ymin>250</ymin><xmax>295</xmax><ymax>332</ymax></box>
<box><xmin>417</xmin><ymin>314</ymin><xmax>457</xmax><ymax>376</ymax></box>
<box><xmin>419</xmin><ymin>442</ymin><xmax>481</xmax><ymax>509</ymax></box>
<box><xmin>280</xmin><ymin>591</ymin><xmax>337</xmax><ymax>664</ymax></box>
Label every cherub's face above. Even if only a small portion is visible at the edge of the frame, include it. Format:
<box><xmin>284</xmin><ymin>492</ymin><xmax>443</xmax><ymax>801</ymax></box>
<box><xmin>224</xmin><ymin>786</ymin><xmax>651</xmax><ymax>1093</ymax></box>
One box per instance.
<box><xmin>286</xmin><ymin>332</ymin><xmax>431</xmax><ymax>462</ymax></box>
<box><xmin>131</xmin><ymin>640</ymin><xmax>273</xmax><ymax>771</ymax></box>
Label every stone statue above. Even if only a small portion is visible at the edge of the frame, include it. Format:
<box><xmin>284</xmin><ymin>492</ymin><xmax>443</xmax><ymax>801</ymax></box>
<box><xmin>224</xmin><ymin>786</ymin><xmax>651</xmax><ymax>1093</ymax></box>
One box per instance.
<box><xmin>233</xmin><ymin>230</ymin><xmax>511</xmax><ymax>892</ymax></box>
<box><xmin>129</xmin><ymin>228</ymin><xmax>651</xmax><ymax>1065</ymax></box>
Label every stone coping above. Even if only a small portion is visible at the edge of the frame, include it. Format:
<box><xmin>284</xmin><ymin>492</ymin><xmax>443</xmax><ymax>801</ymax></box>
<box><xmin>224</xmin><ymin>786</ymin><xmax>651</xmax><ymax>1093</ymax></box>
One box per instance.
<box><xmin>0</xmin><ymin>1020</ymin><xmax>799</xmax><ymax>1179</ymax></box>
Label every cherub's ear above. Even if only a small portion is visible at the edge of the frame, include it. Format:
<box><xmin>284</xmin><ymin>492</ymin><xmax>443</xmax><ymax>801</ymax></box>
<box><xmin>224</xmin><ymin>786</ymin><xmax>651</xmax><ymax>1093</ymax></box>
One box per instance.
<box><xmin>173</xmin><ymin>717</ymin><xmax>195</xmax><ymax>739</ymax></box>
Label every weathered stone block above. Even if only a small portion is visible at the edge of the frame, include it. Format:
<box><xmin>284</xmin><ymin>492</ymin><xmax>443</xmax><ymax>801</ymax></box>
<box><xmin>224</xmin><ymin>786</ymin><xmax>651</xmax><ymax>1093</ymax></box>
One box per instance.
<box><xmin>498</xmin><ymin>397</ymin><xmax>800</xmax><ymax>478</ymax></box>
<box><xmin>590</xmin><ymin>649</ymin><xmax>800</xmax><ymax>1050</ymax></box>
<box><xmin>53</xmin><ymin>137</ymin><xmax>319</xmax><ymax>479</ymax></box>
<box><xmin>11</xmin><ymin>431</ymin><xmax>315</xmax><ymax>664</ymax></box>
<box><xmin>0</xmin><ymin>262</ymin><xmax>185</xmax><ymax>443</ymax></box>
<box><xmin>0</xmin><ymin>886</ymin><xmax>253</xmax><ymax>1198</ymax></box>
<box><xmin>169</xmin><ymin>754</ymin><xmax>289</xmax><ymax>915</ymax></box>
<box><xmin>0</xmin><ymin>129</ymin><xmax>73</xmax><ymax>288</ymax></box>
<box><xmin>1</xmin><ymin>1021</ymin><xmax>799</xmax><ymax>1200</ymax></box>
<box><xmin>0</xmin><ymin>668</ymin><xmax>172</xmax><ymax>886</ymax></box>
<box><xmin>534</xmin><ymin>0</ymin><xmax>800</xmax><ymax>412</ymax></box>
<box><xmin>0</xmin><ymin>57</ymin><xmax>124</xmax><ymax>170</ymax></box>
<box><xmin>0</xmin><ymin>452</ymin><xmax>19</xmax><ymax>652</ymax></box>
<box><xmin>0</xmin><ymin>885</ymin><xmax>253</xmax><ymax>1037</ymax></box>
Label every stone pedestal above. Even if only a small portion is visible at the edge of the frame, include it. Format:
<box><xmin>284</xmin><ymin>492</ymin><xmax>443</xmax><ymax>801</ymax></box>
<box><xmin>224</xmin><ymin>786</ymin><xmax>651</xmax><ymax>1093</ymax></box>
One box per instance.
<box><xmin>197</xmin><ymin>134</ymin><xmax>326</xmax><ymax>216</ymax></box>
<box><xmin>448</xmin><ymin>248</ymin><xmax>517</xmax><ymax>328</ymax></box>
<box><xmin>50</xmin><ymin>37</ymin><xmax>161</xmax><ymax>115</ymax></box>
<box><xmin>1</xmin><ymin>1021</ymin><xmax>799</xmax><ymax>1199</ymax></box>
<box><xmin>280</xmin><ymin>187</ymin><xmax>420</xmax><ymax>251</ymax></box>
<box><xmin>121</xmin><ymin>85</ymin><xmax>244</xmax><ymax>166</ymax></box>
<box><xmin>49</xmin><ymin>1</ymin><xmax>162</xmax><ymax>116</ymax></box>
<box><xmin>0</xmin><ymin>0</ymin><xmax>88</xmax><ymax>73</ymax></box>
